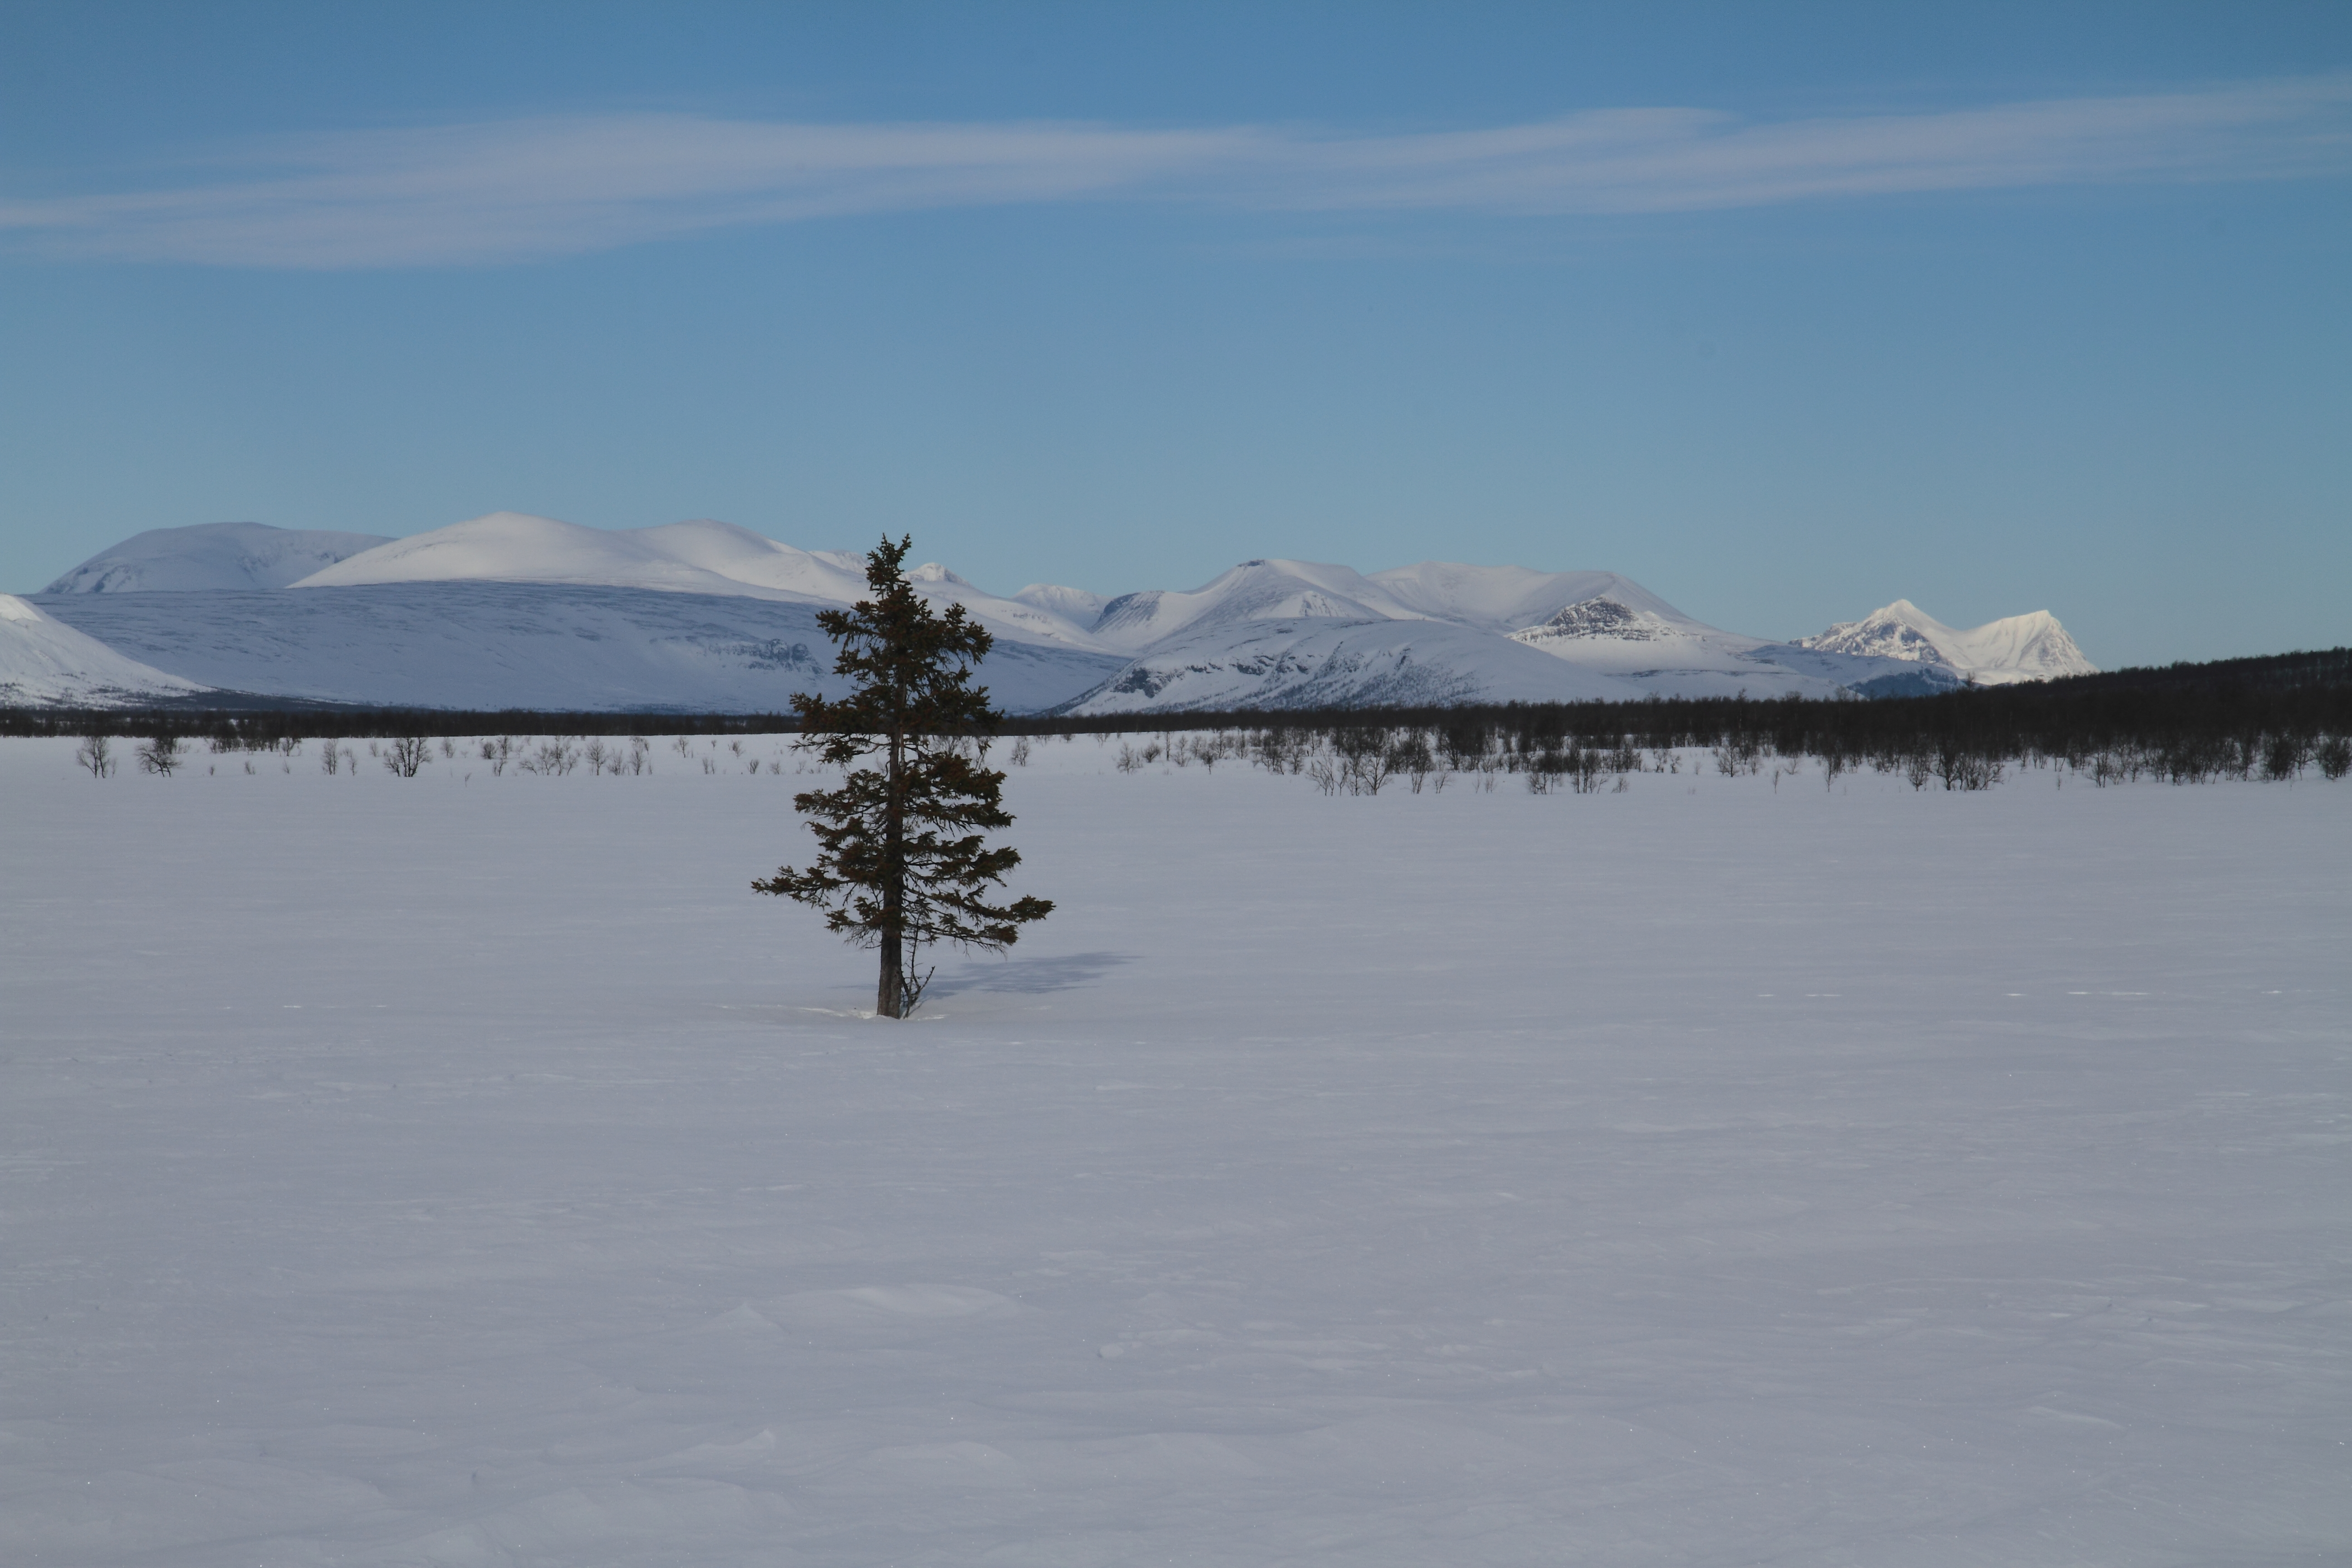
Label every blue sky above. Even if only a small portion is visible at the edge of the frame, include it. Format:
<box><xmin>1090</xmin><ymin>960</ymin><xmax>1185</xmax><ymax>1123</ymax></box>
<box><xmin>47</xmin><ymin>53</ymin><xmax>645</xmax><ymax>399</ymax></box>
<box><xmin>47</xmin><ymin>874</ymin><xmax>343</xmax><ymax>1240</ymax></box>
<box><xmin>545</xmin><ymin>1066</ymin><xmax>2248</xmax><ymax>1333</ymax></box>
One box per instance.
<box><xmin>3</xmin><ymin>2</ymin><xmax>2348</xmax><ymax>665</ymax></box>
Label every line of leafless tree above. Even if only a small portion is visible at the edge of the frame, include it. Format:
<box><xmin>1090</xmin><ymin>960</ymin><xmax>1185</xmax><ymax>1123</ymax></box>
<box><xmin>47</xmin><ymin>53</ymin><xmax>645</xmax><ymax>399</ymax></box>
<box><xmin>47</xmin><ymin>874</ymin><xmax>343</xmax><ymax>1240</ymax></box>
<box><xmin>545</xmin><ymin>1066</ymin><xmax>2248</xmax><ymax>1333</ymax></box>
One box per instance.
<box><xmin>19</xmin><ymin>645</ymin><xmax>2350</xmax><ymax>791</ymax></box>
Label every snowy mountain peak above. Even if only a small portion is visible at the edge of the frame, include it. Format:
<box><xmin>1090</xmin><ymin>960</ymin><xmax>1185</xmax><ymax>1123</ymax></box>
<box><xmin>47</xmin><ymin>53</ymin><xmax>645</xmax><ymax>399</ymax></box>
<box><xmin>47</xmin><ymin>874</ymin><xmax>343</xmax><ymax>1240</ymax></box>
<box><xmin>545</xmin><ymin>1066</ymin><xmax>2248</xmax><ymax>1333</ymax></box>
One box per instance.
<box><xmin>1366</xmin><ymin>561</ymin><xmax>1689</xmax><ymax>633</ymax></box>
<box><xmin>1951</xmin><ymin>610</ymin><xmax>2093</xmax><ymax>684</ymax></box>
<box><xmin>46</xmin><ymin>522</ymin><xmax>395</xmax><ymax>594</ymax></box>
<box><xmin>1512</xmin><ymin>596</ymin><xmax>1667</xmax><ymax>643</ymax></box>
<box><xmin>1803</xmin><ymin>605</ymin><xmax>1950</xmax><ymax>664</ymax></box>
<box><xmin>27</xmin><ymin>518</ymin><xmax>2100</xmax><ymax>711</ymax></box>
<box><xmin>293</xmin><ymin>512</ymin><xmax>696</xmax><ymax>592</ymax></box>
<box><xmin>1014</xmin><ymin>583</ymin><xmax>1111</xmax><ymax>626</ymax></box>
<box><xmin>1499</xmin><ymin>591</ymin><xmax>1821</xmax><ymax>687</ymax></box>
<box><xmin>1798</xmin><ymin>601</ymin><xmax>2095</xmax><ymax>685</ymax></box>
<box><xmin>1084</xmin><ymin>558</ymin><xmax>1431</xmax><ymax>653</ymax></box>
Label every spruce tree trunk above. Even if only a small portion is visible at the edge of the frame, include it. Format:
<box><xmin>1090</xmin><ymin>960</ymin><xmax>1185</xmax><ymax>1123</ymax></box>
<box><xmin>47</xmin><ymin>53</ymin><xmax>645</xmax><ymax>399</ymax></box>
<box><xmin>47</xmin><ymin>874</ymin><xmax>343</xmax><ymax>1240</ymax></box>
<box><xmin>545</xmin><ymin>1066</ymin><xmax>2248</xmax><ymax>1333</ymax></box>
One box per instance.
<box><xmin>876</xmin><ymin>724</ymin><xmax>907</xmax><ymax>1018</ymax></box>
<box><xmin>876</xmin><ymin>927</ymin><xmax>903</xmax><ymax>1017</ymax></box>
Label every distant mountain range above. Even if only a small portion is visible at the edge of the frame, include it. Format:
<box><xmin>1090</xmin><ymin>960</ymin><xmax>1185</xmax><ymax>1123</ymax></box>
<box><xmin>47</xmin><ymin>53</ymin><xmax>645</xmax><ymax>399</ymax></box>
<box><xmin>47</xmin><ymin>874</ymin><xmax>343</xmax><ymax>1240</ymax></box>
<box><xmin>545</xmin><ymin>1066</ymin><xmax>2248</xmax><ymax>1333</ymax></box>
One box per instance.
<box><xmin>1796</xmin><ymin>598</ymin><xmax>2093</xmax><ymax>687</ymax></box>
<box><xmin>10</xmin><ymin>514</ymin><xmax>2095</xmax><ymax>710</ymax></box>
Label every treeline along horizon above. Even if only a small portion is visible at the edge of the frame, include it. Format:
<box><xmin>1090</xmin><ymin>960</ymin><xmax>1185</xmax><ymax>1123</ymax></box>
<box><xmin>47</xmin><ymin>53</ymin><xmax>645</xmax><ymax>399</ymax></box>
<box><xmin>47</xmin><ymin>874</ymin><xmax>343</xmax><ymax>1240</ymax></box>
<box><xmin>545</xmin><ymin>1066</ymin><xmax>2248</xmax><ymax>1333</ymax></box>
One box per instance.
<box><xmin>5</xmin><ymin>646</ymin><xmax>2348</xmax><ymax>785</ymax></box>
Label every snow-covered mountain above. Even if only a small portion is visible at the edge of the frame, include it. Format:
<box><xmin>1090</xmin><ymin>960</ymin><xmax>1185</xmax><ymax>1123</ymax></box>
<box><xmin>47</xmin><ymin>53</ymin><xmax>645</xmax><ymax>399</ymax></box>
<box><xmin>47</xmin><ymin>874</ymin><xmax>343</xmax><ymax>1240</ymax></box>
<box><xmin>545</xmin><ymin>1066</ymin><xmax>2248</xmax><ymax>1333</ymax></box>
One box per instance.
<box><xmin>1080</xmin><ymin>559</ymin><xmax>1433</xmax><ymax>654</ymax></box>
<box><xmin>1059</xmin><ymin>615</ymin><xmax>1640</xmax><ymax>714</ymax></box>
<box><xmin>39</xmin><ymin>585</ymin><xmax>1124</xmax><ymax>715</ymax></box>
<box><xmin>46</xmin><ymin>522</ymin><xmax>394</xmax><ymax>593</ymax></box>
<box><xmin>294</xmin><ymin>512</ymin><xmax>1108</xmax><ymax>652</ymax></box>
<box><xmin>1493</xmin><ymin>593</ymin><xmax>1961</xmax><ymax>697</ymax></box>
<box><xmin>0</xmin><ymin>594</ymin><xmax>209</xmax><ymax>706</ymax></box>
<box><xmin>23</xmin><ymin>518</ymin><xmax>2092</xmax><ymax>712</ymax></box>
<box><xmin>1365</xmin><ymin>563</ymin><xmax>1685</xmax><ymax>632</ymax></box>
<box><xmin>1041</xmin><ymin>559</ymin><xmax>1959</xmax><ymax>709</ymax></box>
<box><xmin>31</xmin><ymin>514</ymin><xmax>1122</xmax><ymax>711</ymax></box>
<box><xmin>1013</xmin><ymin>583</ymin><xmax>1111</xmax><ymax>627</ymax></box>
<box><xmin>1798</xmin><ymin>600</ymin><xmax>2095</xmax><ymax>685</ymax></box>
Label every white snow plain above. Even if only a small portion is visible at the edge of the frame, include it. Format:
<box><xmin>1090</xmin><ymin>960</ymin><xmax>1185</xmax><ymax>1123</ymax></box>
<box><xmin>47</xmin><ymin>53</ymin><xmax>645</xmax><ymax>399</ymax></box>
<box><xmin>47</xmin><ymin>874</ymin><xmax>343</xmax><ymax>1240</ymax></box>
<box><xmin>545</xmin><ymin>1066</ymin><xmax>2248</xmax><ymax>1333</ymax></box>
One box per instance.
<box><xmin>2</xmin><ymin>737</ymin><xmax>2346</xmax><ymax>1567</ymax></box>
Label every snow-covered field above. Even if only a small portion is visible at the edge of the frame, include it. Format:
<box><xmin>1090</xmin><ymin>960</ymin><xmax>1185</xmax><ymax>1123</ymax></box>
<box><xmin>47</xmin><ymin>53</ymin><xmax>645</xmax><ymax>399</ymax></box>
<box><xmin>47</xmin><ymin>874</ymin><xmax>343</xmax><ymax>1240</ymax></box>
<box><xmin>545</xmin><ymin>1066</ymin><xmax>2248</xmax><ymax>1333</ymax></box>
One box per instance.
<box><xmin>3</xmin><ymin>736</ymin><xmax>2346</xmax><ymax>1566</ymax></box>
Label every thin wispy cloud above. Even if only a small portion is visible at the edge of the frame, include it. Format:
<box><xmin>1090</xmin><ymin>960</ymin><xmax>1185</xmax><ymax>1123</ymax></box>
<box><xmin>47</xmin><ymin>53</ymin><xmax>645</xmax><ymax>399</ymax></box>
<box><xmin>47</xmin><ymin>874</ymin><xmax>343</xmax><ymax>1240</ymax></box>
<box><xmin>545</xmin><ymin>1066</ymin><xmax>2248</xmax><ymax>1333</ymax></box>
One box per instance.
<box><xmin>6</xmin><ymin>76</ymin><xmax>2349</xmax><ymax>267</ymax></box>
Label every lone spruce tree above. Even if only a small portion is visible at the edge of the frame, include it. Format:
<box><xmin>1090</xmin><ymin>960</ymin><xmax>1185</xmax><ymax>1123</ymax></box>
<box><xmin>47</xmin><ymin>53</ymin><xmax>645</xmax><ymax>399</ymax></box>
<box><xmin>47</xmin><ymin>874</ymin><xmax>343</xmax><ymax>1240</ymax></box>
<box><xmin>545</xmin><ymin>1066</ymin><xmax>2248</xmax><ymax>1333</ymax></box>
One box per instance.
<box><xmin>754</xmin><ymin>535</ymin><xmax>1052</xmax><ymax>1017</ymax></box>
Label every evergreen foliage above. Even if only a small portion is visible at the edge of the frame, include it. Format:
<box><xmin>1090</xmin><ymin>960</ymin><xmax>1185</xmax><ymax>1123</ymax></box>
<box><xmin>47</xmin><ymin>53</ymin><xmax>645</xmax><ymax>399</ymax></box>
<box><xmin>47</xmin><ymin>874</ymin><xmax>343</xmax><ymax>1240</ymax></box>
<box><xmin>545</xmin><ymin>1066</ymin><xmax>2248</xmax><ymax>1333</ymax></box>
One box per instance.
<box><xmin>752</xmin><ymin>536</ymin><xmax>1051</xmax><ymax>1018</ymax></box>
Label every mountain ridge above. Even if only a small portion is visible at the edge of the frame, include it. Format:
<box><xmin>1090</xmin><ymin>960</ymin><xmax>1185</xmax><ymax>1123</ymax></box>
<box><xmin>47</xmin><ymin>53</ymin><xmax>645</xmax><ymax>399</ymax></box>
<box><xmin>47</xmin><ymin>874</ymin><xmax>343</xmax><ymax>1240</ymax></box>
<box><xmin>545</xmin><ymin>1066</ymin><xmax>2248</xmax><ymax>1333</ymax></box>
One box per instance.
<box><xmin>1798</xmin><ymin>599</ymin><xmax>2095</xmax><ymax>685</ymax></box>
<box><xmin>289</xmin><ymin>512</ymin><xmax>1110</xmax><ymax>652</ymax></box>
<box><xmin>47</xmin><ymin>522</ymin><xmax>394</xmax><ymax>594</ymax></box>
<box><xmin>25</xmin><ymin>519</ymin><xmax>2096</xmax><ymax>711</ymax></box>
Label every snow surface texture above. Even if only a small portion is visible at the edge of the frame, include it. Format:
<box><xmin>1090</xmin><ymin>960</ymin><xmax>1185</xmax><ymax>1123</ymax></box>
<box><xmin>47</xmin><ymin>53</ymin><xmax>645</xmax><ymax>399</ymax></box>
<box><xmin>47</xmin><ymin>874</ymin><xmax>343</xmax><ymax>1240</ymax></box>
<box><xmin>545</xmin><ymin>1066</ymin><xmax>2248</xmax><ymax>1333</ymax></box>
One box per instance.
<box><xmin>3</xmin><ymin>739</ymin><xmax>2344</xmax><ymax>1567</ymax></box>
<box><xmin>44</xmin><ymin>522</ymin><xmax>394</xmax><ymax>593</ymax></box>
<box><xmin>32</xmin><ymin>585</ymin><xmax>1125</xmax><ymax>714</ymax></box>
<box><xmin>29</xmin><ymin>520</ymin><xmax>2085</xmax><ymax>711</ymax></box>
<box><xmin>1799</xmin><ymin>598</ymin><xmax>2096</xmax><ymax>685</ymax></box>
<box><xmin>0</xmin><ymin>593</ymin><xmax>207</xmax><ymax>706</ymax></box>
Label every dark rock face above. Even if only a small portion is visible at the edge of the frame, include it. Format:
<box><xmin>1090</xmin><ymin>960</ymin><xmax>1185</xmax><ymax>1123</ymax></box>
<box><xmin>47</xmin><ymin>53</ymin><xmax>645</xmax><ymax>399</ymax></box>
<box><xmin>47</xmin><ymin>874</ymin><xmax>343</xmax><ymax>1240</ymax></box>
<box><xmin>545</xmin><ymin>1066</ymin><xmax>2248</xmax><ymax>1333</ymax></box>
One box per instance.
<box><xmin>1800</xmin><ymin>616</ymin><xmax>1952</xmax><ymax>665</ymax></box>
<box><xmin>1522</xmin><ymin>598</ymin><xmax>1659</xmax><ymax>641</ymax></box>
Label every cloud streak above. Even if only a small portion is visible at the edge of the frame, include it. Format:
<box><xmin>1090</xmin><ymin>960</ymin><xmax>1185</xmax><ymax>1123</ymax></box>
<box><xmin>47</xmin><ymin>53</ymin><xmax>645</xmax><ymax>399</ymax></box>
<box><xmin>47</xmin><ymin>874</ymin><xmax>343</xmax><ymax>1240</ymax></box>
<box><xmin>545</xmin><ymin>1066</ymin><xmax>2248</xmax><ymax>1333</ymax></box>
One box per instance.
<box><xmin>6</xmin><ymin>76</ymin><xmax>2349</xmax><ymax>267</ymax></box>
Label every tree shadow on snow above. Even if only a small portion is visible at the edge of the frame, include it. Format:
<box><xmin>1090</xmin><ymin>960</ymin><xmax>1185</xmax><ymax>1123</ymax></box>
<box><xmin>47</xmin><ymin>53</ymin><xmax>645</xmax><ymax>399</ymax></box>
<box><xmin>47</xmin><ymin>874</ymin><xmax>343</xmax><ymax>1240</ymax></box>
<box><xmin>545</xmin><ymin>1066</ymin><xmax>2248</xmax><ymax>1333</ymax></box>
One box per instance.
<box><xmin>927</xmin><ymin>950</ymin><xmax>1134</xmax><ymax>999</ymax></box>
